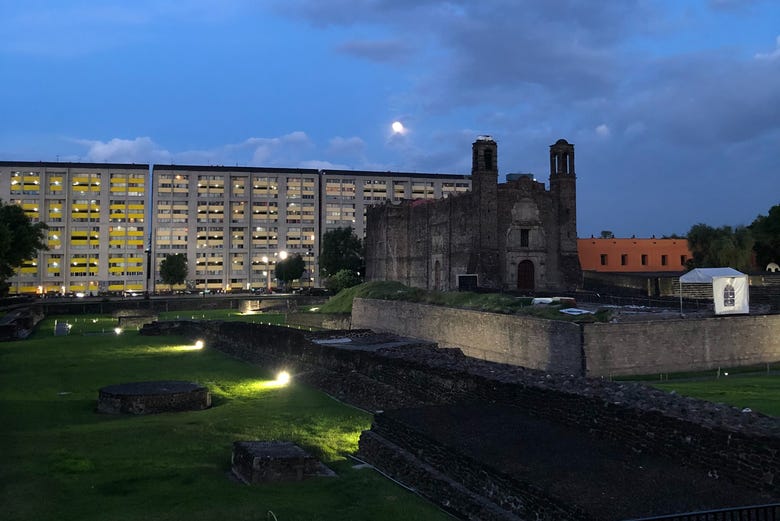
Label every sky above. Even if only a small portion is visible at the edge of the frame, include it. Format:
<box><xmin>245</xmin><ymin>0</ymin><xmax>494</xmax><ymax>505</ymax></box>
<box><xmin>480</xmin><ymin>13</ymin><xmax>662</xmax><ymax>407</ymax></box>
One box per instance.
<box><xmin>1</xmin><ymin>0</ymin><xmax>778</xmax><ymax>238</ymax></box>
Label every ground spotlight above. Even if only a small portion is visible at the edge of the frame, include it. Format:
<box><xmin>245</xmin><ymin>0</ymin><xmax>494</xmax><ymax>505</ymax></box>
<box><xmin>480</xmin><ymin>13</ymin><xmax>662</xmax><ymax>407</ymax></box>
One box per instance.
<box><xmin>114</xmin><ymin>327</ymin><xmax>123</xmax><ymax>335</ymax></box>
<box><xmin>276</xmin><ymin>371</ymin><xmax>291</xmax><ymax>385</ymax></box>
<box><xmin>194</xmin><ymin>340</ymin><xmax>205</xmax><ymax>349</ymax></box>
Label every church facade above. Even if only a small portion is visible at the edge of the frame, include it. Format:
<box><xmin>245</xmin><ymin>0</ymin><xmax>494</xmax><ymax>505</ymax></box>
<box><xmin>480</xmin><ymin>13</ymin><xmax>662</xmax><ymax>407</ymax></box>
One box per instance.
<box><xmin>364</xmin><ymin>136</ymin><xmax>581</xmax><ymax>292</ymax></box>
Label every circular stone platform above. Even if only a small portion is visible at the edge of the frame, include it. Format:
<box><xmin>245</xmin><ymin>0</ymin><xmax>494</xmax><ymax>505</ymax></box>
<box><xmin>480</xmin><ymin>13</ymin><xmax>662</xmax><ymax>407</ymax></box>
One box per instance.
<box><xmin>96</xmin><ymin>380</ymin><xmax>211</xmax><ymax>415</ymax></box>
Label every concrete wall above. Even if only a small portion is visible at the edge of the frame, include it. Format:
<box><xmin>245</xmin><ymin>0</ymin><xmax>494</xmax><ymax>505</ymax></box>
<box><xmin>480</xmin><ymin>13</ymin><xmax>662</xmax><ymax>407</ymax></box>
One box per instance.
<box><xmin>352</xmin><ymin>298</ymin><xmax>582</xmax><ymax>374</ymax></box>
<box><xmin>584</xmin><ymin>314</ymin><xmax>780</xmax><ymax>377</ymax></box>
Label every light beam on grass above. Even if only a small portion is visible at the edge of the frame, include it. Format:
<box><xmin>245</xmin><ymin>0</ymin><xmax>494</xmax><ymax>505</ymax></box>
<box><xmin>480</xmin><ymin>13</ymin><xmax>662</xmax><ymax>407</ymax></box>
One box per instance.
<box><xmin>157</xmin><ymin>342</ymin><xmax>206</xmax><ymax>353</ymax></box>
<box><xmin>250</xmin><ymin>371</ymin><xmax>292</xmax><ymax>391</ymax></box>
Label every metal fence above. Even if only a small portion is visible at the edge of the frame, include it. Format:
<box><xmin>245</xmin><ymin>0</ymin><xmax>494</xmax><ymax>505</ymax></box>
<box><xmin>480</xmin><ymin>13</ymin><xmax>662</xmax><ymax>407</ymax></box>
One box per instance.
<box><xmin>575</xmin><ymin>290</ymin><xmax>712</xmax><ymax>311</ymax></box>
<box><xmin>625</xmin><ymin>503</ymin><xmax>780</xmax><ymax>521</ymax></box>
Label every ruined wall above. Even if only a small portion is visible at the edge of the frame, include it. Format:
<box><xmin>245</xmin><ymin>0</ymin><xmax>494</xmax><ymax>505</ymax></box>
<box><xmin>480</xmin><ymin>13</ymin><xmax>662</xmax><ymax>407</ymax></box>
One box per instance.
<box><xmin>352</xmin><ymin>298</ymin><xmax>582</xmax><ymax>374</ymax></box>
<box><xmin>584</xmin><ymin>314</ymin><xmax>780</xmax><ymax>377</ymax></box>
<box><xmin>142</xmin><ymin>319</ymin><xmax>779</xmax><ymax>495</ymax></box>
<box><xmin>365</xmin><ymin>195</ymin><xmax>476</xmax><ymax>291</ymax></box>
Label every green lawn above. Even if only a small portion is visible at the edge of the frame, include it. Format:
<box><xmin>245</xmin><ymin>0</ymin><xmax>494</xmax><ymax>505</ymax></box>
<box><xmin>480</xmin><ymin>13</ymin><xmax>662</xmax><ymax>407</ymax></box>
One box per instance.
<box><xmin>0</xmin><ymin>315</ymin><xmax>449</xmax><ymax>521</ymax></box>
<box><xmin>157</xmin><ymin>308</ymin><xmax>288</xmax><ymax>325</ymax></box>
<box><xmin>651</xmin><ymin>374</ymin><xmax>780</xmax><ymax>417</ymax></box>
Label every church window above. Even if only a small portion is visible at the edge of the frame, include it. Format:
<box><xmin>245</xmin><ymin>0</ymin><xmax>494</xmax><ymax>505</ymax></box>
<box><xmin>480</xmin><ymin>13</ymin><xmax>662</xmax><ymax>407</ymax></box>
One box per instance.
<box><xmin>621</xmin><ymin>254</ymin><xmax>628</xmax><ymax>266</ymax></box>
<box><xmin>600</xmin><ymin>254</ymin><xmax>608</xmax><ymax>266</ymax></box>
<box><xmin>520</xmin><ymin>229</ymin><xmax>529</xmax><ymax>247</ymax></box>
<box><xmin>661</xmin><ymin>255</ymin><xmax>668</xmax><ymax>266</ymax></box>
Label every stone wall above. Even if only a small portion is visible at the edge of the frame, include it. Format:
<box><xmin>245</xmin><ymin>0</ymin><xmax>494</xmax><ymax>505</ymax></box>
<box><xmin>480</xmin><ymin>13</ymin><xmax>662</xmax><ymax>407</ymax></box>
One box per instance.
<box><xmin>584</xmin><ymin>314</ymin><xmax>780</xmax><ymax>377</ymax></box>
<box><xmin>0</xmin><ymin>306</ymin><xmax>45</xmax><ymax>340</ymax></box>
<box><xmin>353</xmin><ymin>298</ymin><xmax>780</xmax><ymax>378</ymax></box>
<box><xmin>358</xmin><ymin>418</ymin><xmax>588</xmax><ymax>520</ymax></box>
<box><xmin>352</xmin><ymin>298</ymin><xmax>582</xmax><ymax>374</ymax></box>
<box><xmin>285</xmin><ymin>312</ymin><xmax>351</xmax><ymax>330</ymax></box>
<box><xmin>142</xmin><ymin>319</ymin><xmax>779</xmax><ymax>496</ymax></box>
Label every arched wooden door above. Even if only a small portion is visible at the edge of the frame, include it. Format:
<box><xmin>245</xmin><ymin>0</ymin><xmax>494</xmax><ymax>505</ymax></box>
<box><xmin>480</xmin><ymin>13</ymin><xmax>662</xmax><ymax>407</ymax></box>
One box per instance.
<box><xmin>517</xmin><ymin>260</ymin><xmax>535</xmax><ymax>291</ymax></box>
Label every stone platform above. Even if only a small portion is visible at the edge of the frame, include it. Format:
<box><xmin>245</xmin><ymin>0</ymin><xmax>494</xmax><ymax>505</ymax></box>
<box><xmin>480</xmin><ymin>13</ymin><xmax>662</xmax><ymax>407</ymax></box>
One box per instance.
<box><xmin>96</xmin><ymin>380</ymin><xmax>211</xmax><ymax>415</ymax></box>
<box><xmin>359</xmin><ymin>404</ymin><xmax>776</xmax><ymax>521</ymax></box>
<box><xmin>231</xmin><ymin>441</ymin><xmax>334</xmax><ymax>484</ymax></box>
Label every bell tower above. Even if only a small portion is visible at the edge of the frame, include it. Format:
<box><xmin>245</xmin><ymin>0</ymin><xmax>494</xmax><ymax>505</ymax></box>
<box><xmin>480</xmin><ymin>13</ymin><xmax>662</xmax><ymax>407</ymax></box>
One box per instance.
<box><xmin>549</xmin><ymin>138</ymin><xmax>581</xmax><ymax>289</ymax></box>
<box><xmin>470</xmin><ymin>136</ymin><xmax>499</xmax><ymax>287</ymax></box>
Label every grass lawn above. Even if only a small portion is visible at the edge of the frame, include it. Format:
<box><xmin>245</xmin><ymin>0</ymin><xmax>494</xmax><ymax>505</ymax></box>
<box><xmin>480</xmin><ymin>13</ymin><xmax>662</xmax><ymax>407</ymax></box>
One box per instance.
<box><xmin>616</xmin><ymin>363</ymin><xmax>780</xmax><ymax>417</ymax></box>
<box><xmin>157</xmin><ymin>308</ymin><xmax>288</xmax><ymax>325</ymax></box>
<box><xmin>0</xmin><ymin>315</ymin><xmax>449</xmax><ymax>521</ymax></box>
<box><xmin>317</xmin><ymin>281</ymin><xmax>610</xmax><ymax>322</ymax></box>
<box><xmin>651</xmin><ymin>373</ymin><xmax>780</xmax><ymax>417</ymax></box>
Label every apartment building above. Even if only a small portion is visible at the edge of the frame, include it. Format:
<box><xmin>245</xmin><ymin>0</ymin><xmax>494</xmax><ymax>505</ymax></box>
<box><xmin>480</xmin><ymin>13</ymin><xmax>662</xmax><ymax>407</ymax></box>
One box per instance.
<box><xmin>152</xmin><ymin>165</ymin><xmax>320</xmax><ymax>293</ymax></box>
<box><xmin>0</xmin><ymin>161</ymin><xmax>149</xmax><ymax>295</ymax></box>
<box><xmin>320</xmin><ymin>169</ymin><xmax>471</xmax><ymax>237</ymax></box>
<box><xmin>1</xmin><ymin>161</ymin><xmax>470</xmax><ymax>293</ymax></box>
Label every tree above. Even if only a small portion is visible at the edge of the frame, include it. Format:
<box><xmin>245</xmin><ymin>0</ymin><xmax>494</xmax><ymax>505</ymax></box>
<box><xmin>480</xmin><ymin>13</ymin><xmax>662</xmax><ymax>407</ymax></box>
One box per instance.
<box><xmin>599</xmin><ymin>230</ymin><xmax>614</xmax><ymax>239</ymax></box>
<box><xmin>750</xmin><ymin>204</ymin><xmax>780</xmax><ymax>268</ymax></box>
<box><xmin>686</xmin><ymin>223</ymin><xmax>754</xmax><ymax>272</ymax></box>
<box><xmin>325</xmin><ymin>269</ymin><xmax>361</xmax><ymax>294</ymax></box>
<box><xmin>319</xmin><ymin>227</ymin><xmax>364</xmax><ymax>278</ymax></box>
<box><xmin>275</xmin><ymin>254</ymin><xmax>305</xmax><ymax>289</ymax></box>
<box><xmin>159</xmin><ymin>253</ymin><xmax>188</xmax><ymax>289</ymax></box>
<box><xmin>0</xmin><ymin>201</ymin><xmax>47</xmax><ymax>295</ymax></box>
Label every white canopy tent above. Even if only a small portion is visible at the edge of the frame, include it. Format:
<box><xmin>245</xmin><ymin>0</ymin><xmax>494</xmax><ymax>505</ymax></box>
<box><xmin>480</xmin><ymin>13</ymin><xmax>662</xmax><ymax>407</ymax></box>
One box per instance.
<box><xmin>679</xmin><ymin>267</ymin><xmax>749</xmax><ymax>315</ymax></box>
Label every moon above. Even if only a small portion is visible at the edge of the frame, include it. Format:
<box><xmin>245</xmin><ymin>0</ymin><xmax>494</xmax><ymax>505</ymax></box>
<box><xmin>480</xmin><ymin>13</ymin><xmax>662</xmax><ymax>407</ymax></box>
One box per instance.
<box><xmin>391</xmin><ymin>121</ymin><xmax>404</xmax><ymax>133</ymax></box>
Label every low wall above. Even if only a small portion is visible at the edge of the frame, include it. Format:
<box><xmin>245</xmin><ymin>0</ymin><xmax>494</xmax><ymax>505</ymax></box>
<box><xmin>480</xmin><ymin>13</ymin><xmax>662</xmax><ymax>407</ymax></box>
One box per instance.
<box><xmin>352</xmin><ymin>298</ymin><xmax>582</xmax><ymax>374</ymax></box>
<box><xmin>352</xmin><ymin>298</ymin><xmax>780</xmax><ymax>378</ymax></box>
<box><xmin>584</xmin><ymin>314</ymin><xmax>780</xmax><ymax>377</ymax></box>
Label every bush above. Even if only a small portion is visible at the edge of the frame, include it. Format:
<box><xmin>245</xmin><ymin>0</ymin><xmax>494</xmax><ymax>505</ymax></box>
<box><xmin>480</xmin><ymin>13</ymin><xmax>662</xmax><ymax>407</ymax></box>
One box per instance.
<box><xmin>324</xmin><ymin>269</ymin><xmax>362</xmax><ymax>294</ymax></box>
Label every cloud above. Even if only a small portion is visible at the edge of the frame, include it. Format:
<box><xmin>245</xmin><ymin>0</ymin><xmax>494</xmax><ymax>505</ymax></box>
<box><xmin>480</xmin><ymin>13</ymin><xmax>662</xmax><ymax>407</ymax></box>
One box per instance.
<box><xmin>299</xmin><ymin>160</ymin><xmax>351</xmax><ymax>170</ymax></box>
<box><xmin>595</xmin><ymin>124</ymin><xmax>611</xmax><ymax>138</ymax></box>
<box><xmin>613</xmin><ymin>52</ymin><xmax>780</xmax><ymax>147</ymax></box>
<box><xmin>336</xmin><ymin>39</ymin><xmax>412</xmax><ymax>63</ymax></box>
<box><xmin>74</xmin><ymin>137</ymin><xmax>171</xmax><ymax>163</ymax></box>
<box><xmin>328</xmin><ymin>136</ymin><xmax>366</xmax><ymax>156</ymax></box>
<box><xmin>69</xmin><ymin>132</ymin><xmax>373</xmax><ymax>170</ymax></box>
<box><xmin>0</xmin><ymin>1</ymin><xmax>256</xmax><ymax>56</ymax></box>
<box><xmin>244</xmin><ymin>132</ymin><xmax>314</xmax><ymax>165</ymax></box>
<box><xmin>755</xmin><ymin>35</ymin><xmax>780</xmax><ymax>60</ymax></box>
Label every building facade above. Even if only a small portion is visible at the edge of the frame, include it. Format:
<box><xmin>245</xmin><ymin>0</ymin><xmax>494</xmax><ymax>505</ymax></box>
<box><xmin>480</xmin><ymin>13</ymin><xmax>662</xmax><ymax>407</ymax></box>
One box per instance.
<box><xmin>364</xmin><ymin>137</ymin><xmax>582</xmax><ymax>292</ymax></box>
<box><xmin>0</xmin><ymin>161</ymin><xmax>469</xmax><ymax>294</ymax></box>
<box><xmin>0</xmin><ymin>161</ymin><xmax>149</xmax><ymax>295</ymax></box>
<box><xmin>577</xmin><ymin>238</ymin><xmax>691</xmax><ymax>273</ymax></box>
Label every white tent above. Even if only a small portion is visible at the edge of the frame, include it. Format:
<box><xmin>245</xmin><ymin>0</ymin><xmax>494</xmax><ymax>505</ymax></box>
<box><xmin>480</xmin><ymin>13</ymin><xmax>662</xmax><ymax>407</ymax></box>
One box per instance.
<box><xmin>679</xmin><ymin>267</ymin><xmax>749</xmax><ymax>315</ymax></box>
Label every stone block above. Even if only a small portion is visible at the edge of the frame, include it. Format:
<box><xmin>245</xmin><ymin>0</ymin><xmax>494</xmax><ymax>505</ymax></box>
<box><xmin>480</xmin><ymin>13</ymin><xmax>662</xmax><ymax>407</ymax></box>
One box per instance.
<box><xmin>231</xmin><ymin>441</ymin><xmax>334</xmax><ymax>484</ymax></box>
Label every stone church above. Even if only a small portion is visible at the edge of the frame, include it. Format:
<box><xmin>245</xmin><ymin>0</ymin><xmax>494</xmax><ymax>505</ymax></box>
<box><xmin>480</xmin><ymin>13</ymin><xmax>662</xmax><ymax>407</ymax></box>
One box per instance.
<box><xmin>364</xmin><ymin>136</ymin><xmax>581</xmax><ymax>292</ymax></box>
